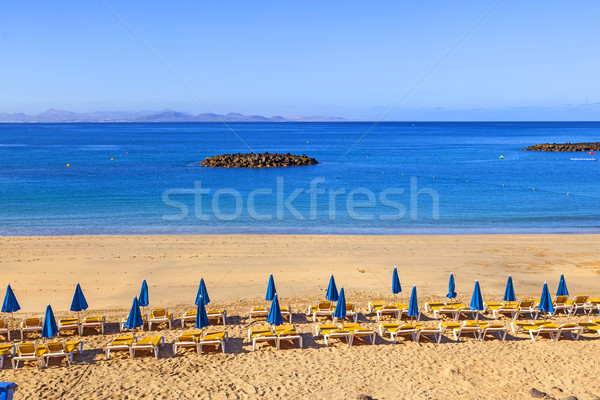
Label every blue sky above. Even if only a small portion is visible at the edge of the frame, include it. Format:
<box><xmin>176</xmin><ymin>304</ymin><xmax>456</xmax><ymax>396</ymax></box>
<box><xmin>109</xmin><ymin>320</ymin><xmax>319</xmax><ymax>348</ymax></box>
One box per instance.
<box><xmin>1</xmin><ymin>1</ymin><xmax>599</xmax><ymax>120</ymax></box>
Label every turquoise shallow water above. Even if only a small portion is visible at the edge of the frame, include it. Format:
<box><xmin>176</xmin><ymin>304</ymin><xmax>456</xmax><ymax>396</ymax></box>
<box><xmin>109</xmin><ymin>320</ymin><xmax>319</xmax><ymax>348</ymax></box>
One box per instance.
<box><xmin>0</xmin><ymin>121</ymin><xmax>599</xmax><ymax>235</ymax></box>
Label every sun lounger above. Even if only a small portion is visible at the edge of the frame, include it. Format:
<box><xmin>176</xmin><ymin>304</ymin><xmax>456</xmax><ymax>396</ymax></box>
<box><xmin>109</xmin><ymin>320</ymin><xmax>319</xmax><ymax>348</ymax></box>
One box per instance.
<box><xmin>198</xmin><ymin>330</ymin><xmax>228</xmax><ymax>353</ymax></box>
<box><xmin>0</xmin><ymin>319</ymin><xmax>10</xmax><ymax>340</ymax></box>
<box><xmin>556</xmin><ymin>323</ymin><xmax>583</xmax><ymax>340</ymax></box>
<box><xmin>393</xmin><ymin>303</ymin><xmax>412</xmax><ymax>320</ymax></box>
<box><xmin>479</xmin><ymin>323</ymin><xmax>508</xmax><ymax>341</ymax></box>
<box><xmin>0</xmin><ymin>344</ymin><xmax>13</xmax><ymax>368</ymax></box>
<box><xmin>510</xmin><ymin>320</ymin><xmax>547</xmax><ymax>334</ymax></box>
<box><xmin>333</xmin><ymin>302</ymin><xmax>358</xmax><ymax>323</ymax></box>
<box><xmin>20</xmin><ymin>317</ymin><xmax>43</xmax><ymax>340</ymax></box>
<box><xmin>148</xmin><ymin>308</ymin><xmax>173</xmax><ymax>330</ymax></box>
<box><xmin>40</xmin><ymin>340</ymin><xmax>74</xmax><ymax>367</ymax></box>
<box><xmin>578</xmin><ymin>319</ymin><xmax>600</xmax><ymax>337</ymax></box>
<box><xmin>173</xmin><ymin>331</ymin><xmax>201</xmax><ymax>355</ymax></box>
<box><xmin>485</xmin><ymin>302</ymin><xmax>517</xmax><ymax>319</ymax></box>
<box><xmin>249</xmin><ymin>326</ymin><xmax>278</xmax><ymax>351</ymax></box>
<box><xmin>551</xmin><ymin>295</ymin><xmax>570</xmax><ymax>315</ymax></box>
<box><xmin>249</xmin><ymin>306</ymin><xmax>269</xmax><ymax>322</ymax></box>
<box><xmin>368</xmin><ymin>301</ymin><xmax>387</xmax><ymax>313</ymax></box>
<box><xmin>309</xmin><ymin>301</ymin><xmax>333</xmax><ymax>322</ymax></box>
<box><xmin>451</xmin><ymin>320</ymin><xmax>483</xmax><ymax>341</ymax></box>
<box><xmin>433</xmin><ymin>304</ymin><xmax>468</xmax><ymax>320</ymax></box>
<box><xmin>12</xmin><ymin>342</ymin><xmax>45</xmax><ymax>369</ymax></box>
<box><xmin>381</xmin><ymin>323</ymin><xmax>419</xmax><ymax>343</ymax></box>
<box><xmin>340</xmin><ymin>323</ymin><xmax>376</xmax><ymax>345</ymax></box>
<box><xmin>375</xmin><ymin>304</ymin><xmax>399</xmax><ymax>320</ymax></box>
<box><xmin>522</xmin><ymin>323</ymin><xmax>560</xmax><ymax>341</ymax></box>
<box><xmin>105</xmin><ymin>334</ymin><xmax>135</xmax><ymax>359</ymax></box>
<box><xmin>424</xmin><ymin>301</ymin><xmax>446</xmax><ymax>313</ymax></box>
<box><xmin>323</xmin><ymin>328</ymin><xmax>351</xmax><ymax>346</ymax></box>
<box><xmin>80</xmin><ymin>316</ymin><xmax>105</xmax><ymax>335</ymax></box>
<box><xmin>180</xmin><ymin>310</ymin><xmax>197</xmax><ymax>328</ymax></box>
<box><xmin>207</xmin><ymin>309</ymin><xmax>228</xmax><ymax>325</ymax></box>
<box><xmin>567</xmin><ymin>295</ymin><xmax>592</xmax><ymax>316</ymax></box>
<box><xmin>315</xmin><ymin>323</ymin><xmax>338</xmax><ymax>336</ymax></box>
<box><xmin>587</xmin><ymin>297</ymin><xmax>600</xmax><ymax>315</ymax></box>
<box><xmin>415</xmin><ymin>326</ymin><xmax>443</xmax><ymax>343</ymax></box>
<box><xmin>131</xmin><ymin>336</ymin><xmax>164</xmax><ymax>358</ymax></box>
<box><xmin>119</xmin><ymin>314</ymin><xmax>148</xmax><ymax>332</ymax></box>
<box><xmin>57</xmin><ymin>318</ymin><xmax>79</xmax><ymax>335</ymax></box>
<box><xmin>273</xmin><ymin>325</ymin><xmax>302</xmax><ymax>349</ymax></box>
<box><xmin>512</xmin><ymin>299</ymin><xmax>539</xmax><ymax>320</ymax></box>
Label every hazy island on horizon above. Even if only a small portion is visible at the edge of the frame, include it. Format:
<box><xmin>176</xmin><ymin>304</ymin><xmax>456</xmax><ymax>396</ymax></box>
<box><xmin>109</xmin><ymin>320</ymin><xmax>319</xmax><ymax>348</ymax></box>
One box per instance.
<box><xmin>0</xmin><ymin>109</ymin><xmax>347</xmax><ymax>123</ymax></box>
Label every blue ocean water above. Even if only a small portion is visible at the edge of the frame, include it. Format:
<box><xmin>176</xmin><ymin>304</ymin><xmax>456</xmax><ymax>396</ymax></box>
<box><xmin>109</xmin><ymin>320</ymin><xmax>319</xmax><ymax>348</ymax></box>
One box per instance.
<box><xmin>0</xmin><ymin>122</ymin><xmax>599</xmax><ymax>235</ymax></box>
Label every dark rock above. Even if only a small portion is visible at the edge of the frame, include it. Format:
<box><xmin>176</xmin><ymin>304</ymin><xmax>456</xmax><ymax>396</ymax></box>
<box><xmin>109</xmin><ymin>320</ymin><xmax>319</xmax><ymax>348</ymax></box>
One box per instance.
<box><xmin>561</xmin><ymin>397</ymin><xmax>578</xmax><ymax>400</ymax></box>
<box><xmin>523</xmin><ymin>142</ymin><xmax>600</xmax><ymax>152</ymax></box>
<box><xmin>356</xmin><ymin>395</ymin><xmax>374</xmax><ymax>400</ymax></box>
<box><xmin>530</xmin><ymin>388</ymin><xmax>548</xmax><ymax>398</ymax></box>
<box><xmin>200</xmin><ymin>152</ymin><xmax>319</xmax><ymax>168</ymax></box>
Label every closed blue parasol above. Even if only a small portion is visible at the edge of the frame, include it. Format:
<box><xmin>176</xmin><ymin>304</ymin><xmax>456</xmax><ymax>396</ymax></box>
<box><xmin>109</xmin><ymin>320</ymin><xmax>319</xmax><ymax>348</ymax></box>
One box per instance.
<box><xmin>124</xmin><ymin>297</ymin><xmax>144</xmax><ymax>331</ymax></box>
<box><xmin>70</xmin><ymin>283</ymin><xmax>89</xmax><ymax>312</ymax></box>
<box><xmin>265</xmin><ymin>274</ymin><xmax>277</xmax><ymax>301</ymax></box>
<box><xmin>333</xmin><ymin>287</ymin><xmax>347</xmax><ymax>321</ymax></box>
<box><xmin>267</xmin><ymin>293</ymin><xmax>283</xmax><ymax>326</ymax></box>
<box><xmin>139</xmin><ymin>279</ymin><xmax>149</xmax><ymax>307</ymax></box>
<box><xmin>392</xmin><ymin>267</ymin><xmax>402</xmax><ymax>295</ymax></box>
<box><xmin>503</xmin><ymin>276</ymin><xmax>516</xmax><ymax>302</ymax></box>
<box><xmin>195</xmin><ymin>278</ymin><xmax>211</xmax><ymax>306</ymax></box>
<box><xmin>539</xmin><ymin>282</ymin><xmax>554</xmax><ymax>319</ymax></box>
<box><xmin>2</xmin><ymin>285</ymin><xmax>20</xmax><ymax>314</ymax></box>
<box><xmin>195</xmin><ymin>295</ymin><xmax>210</xmax><ymax>331</ymax></box>
<box><xmin>447</xmin><ymin>273</ymin><xmax>457</xmax><ymax>301</ymax></box>
<box><xmin>556</xmin><ymin>274</ymin><xmax>569</xmax><ymax>297</ymax></box>
<box><xmin>326</xmin><ymin>275</ymin><xmax>339</xmax><ymax>302</ymax></box>
<box><xmin>41</xmin><ymin>304</ymin><xmax>59</xmax><ymax>339</ymax></box>
<box><xmin>470</xmin><ymin>281</ymin><xmax>484</xmax><ymax>320</ymax></box>
<box><xmin>2</xmin><ymin>284</ymin><xmax>21</xmax><ymax>330</ymax></box>
<box><xmin>408</xmin><ymin>286</ymin><xmax>419</xmax><ymax>320</ymax></box>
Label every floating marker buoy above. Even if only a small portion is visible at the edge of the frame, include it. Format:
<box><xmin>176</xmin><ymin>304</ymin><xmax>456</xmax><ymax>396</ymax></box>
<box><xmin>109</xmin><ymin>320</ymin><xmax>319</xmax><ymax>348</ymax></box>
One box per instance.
<box><xmin>532</xmin><ymin>188</ymin><xmax>535</xmax><ymax>191</ymax></box>
<box><xmin>110</xmin><ymin>158</ymin><xmax>114</xmax><ymax>161</ymax></box>
<box><xmin>567</xmin><ymin>193</ymin><xmax>570</xmax><ymax>196</ymax></box>
<box><xmin>126</xmin><ymin>152</ymin><xmax>128</xmax><ymax>155</ymax></box>
<box><xmin>66</xmin><ymin>164</ymin><xmax>70</xmax><ymax>167</ymax></box>
<box><xmin>590</xmin><ymin>151</ymin><xmax>595</xmax><ymax>155</ymax></box>
<box><xmin>466</xmin><ymin>180</ymin><xmax>469</xmax><ymax>183</ymax></box>
<box><xmin>499</xmin><ymin>155</ymin><xmax>504</xmax><ymax>159</ymax></box>
<box><xmin>502</xmin><ymin>184</ymin><xmax>504</xmax><ymax>187</ymax></box>
<box><xmin>306</xmin><ymin>141</ymin><xmax>309</xmax><ymax>143</ymax></box>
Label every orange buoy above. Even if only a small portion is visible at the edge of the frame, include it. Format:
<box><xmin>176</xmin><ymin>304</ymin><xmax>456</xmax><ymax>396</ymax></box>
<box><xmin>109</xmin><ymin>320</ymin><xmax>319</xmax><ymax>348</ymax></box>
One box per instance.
<box><xmin>590</xmin><ymin>151</ymin><xmax>595</xmax><ymax>155</ymax></box>
<box><xmin>66</xmin><ymin>164</ymin><xmax>70</xmax><ymax>167</ymax></box>
<box><xmin>110</xmin><ymin>158</ymin><xmax>114</xmax><ymax>161</ymax></box>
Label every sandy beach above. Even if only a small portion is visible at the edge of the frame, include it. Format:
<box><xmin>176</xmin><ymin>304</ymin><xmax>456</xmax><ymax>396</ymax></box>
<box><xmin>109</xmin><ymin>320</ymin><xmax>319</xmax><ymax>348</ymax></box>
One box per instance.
<box><xmin>1</xmin><ymin>234</ymin><xmax>600</xmax><ymax>399</ymax></box>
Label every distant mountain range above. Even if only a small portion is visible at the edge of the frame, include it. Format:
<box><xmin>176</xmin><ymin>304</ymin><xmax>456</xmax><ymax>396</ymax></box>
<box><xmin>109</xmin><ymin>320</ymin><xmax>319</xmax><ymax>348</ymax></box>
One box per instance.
<box><xmin>0</xmin><ymin>109</ymin><xmax>346</xmax><ymax>123</ymax></box>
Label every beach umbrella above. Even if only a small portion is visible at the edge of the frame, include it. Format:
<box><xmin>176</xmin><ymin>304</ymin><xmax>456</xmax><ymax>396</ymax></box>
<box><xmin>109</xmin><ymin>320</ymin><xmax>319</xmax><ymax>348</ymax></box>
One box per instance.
<box><xmin>407</xmin><ymin>285</ymin><xmax>419</xmax><ymax>321</ymax></box>
<box><xmin>195</xmin><ymin>278</ymin><xmax>210</xmax><ymax>306</ymax></box>
<box><xmin>195</xmin><ymin>295</ymin><xmax>210</xmax><ymax>334</ymax></box>
<box><xmin>556</xmin><ymin>274</ymin><xmax>569</xmax><ymax>297</ymax></box>
<box><xmin>392</xmin><ymin>267</ymin><xmax>402</xmax><ymax>296</ymax></box>
<box><xmin>124</xmin><ymin>297</ymin><xmax>144</xmax><ymax>331</ymax></box>
<box><xmin>538</xmin><ymin>282</ymin><xmax>554</xmax><ymax>321</ymax></box>
<box><xmin>139</xmin><ymin>279</ymin><xmax>149</xmax><ymax>307</ymax></box>
<box><xmin>503</xmin><ymin>275</ymin><xmax>516</xmax><ymax>303</ymax></box>
<box><xmin>265</xmin><ymin>274</ymin><xmax>277</xmax><ymax>301</ymax></box>
<box><xmin>333</xmin><ymin>287</ymin><xmax>347</xmax><ymax>321</ymax></box>
<box><xmin>326</xmin><ymin>275</ymin><xmax>339</xmax><ymax>302</ymax></box>
<box><xmin>469</xmin><ymin>281</ymin><xmax>484</xmax><ymax>321</ymax></box>
<box><xmin>1</xmin><ymin>284</ymin><xmax>20</xmax><ymax>330</ymax></box>
<box><xmin>41</xmin><ymin>304</ymin><xmax>59</xmax><ymax>339</ymax></box>
<box><xmin>70</xmin><ymin>283</ymin><xmax>89</xmax><ymax>321</ymax></box>
<box><xmin>267</xmin><ymin>294</ymin><xmax>283</xmax><ymax>327</ymax></box>
<box><xmin>447</xmin><ymin>273</ymin><xmax>457</xmax><ymax>303</ymax></box>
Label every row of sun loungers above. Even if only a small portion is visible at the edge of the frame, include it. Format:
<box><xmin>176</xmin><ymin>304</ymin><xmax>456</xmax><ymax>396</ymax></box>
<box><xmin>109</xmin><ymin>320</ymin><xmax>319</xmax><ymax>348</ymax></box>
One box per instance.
<box><xmin>10</xmin><ymin>340</ymin><xmax>82</xmax><ymax>370</ymax></box>
<box><xmin>7</xmin><ymin>317</ymin><xmax>600</xmax><ymax>370</ymax></box>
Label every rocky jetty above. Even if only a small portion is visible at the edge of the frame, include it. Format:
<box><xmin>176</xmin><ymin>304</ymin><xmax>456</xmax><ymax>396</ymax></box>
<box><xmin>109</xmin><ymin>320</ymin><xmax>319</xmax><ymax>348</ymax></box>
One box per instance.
<box><xmin>200</xmin><ymin>152</ymin><xmax>318</xmax><ymax>168</ymax></box>
<box><xmin>524</xmin><ymin>142</ymin><xmax>600</xmax><ymax>152</ymax></box>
